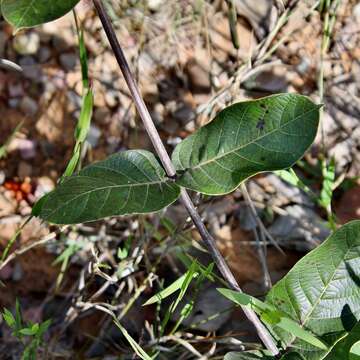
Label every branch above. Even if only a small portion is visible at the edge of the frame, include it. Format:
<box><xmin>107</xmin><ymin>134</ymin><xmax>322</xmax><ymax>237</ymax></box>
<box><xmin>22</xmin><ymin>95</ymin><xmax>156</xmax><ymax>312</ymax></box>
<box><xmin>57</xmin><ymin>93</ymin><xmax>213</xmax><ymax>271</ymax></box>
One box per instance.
<box><xmin>92</xmin><ymin>0</ymin><xmax>279</xmax><ymax>354</ymax></box>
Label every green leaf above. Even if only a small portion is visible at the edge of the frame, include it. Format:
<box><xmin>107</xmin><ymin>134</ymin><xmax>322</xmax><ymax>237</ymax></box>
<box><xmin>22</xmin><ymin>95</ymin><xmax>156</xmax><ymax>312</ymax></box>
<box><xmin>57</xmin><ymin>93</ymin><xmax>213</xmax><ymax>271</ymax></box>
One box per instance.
<box><xmin>75</xmin><ymin>89</ymin><xmax>93</xmax><ymax>143</ymax></box>
<box><xmin>62</xmin><ymin>89</ymin><xmax>93</xmax><ymax>179</ymax></box>
<box><xmin>32</xmin><ymin>150</ymin><xmax>180</xmax><ymax>224</ymax></box>
<box><xmin>143</xmin><ymin>267</ymin><xmax>198</xmax><ymax>306</ymax></box>
<box><xmin>350</xmin><ymin>341</ymin><xmax>360</xmax><ymax>360</ymax></box>
<box><xmin>172</xmin><ymin>94</ymin><xmax>320</xmax><ymax>195</ymax></box>
<box><xmin>218</xmin><ymin>288</ymin><xmax>327</xmax><ymax>350</ymax></box>
<box><xmin>2</xmin><ymin>308</ymin><xmax>16</xmax><ymax>328</ymax></box>
<box><xmin>266</xmin><ymin>220</ymin><xmax>360</xmax><ymax>358</ymax></box>
<box><xmin>324</xmin><ymin>322</ymin><xmax>360</xmax><ymax>359</ymax></box>
<box><xmin>113</xmin><ymin>319</ymin><xmax>153</xmax><ymax>360</ymax></box>
<box><xmin>19</xmin><ymin>325</ymin><xmax>38</xmax><ymax>336</ymax></box>
<box><xmin>1</xmin><ymin>0</ymin><xmax>80</xmax><ymax>30</ymax></box>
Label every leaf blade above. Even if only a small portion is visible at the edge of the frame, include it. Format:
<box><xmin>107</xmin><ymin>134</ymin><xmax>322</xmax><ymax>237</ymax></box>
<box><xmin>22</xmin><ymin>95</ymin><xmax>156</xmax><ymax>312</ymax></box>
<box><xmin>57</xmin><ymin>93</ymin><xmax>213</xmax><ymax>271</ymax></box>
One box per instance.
<box><xmin>1</xmin><ymin>0</ymin><xmax>80</xmax><ymax>30</ymax></box>
<box><xmin>172</xmin><ymin>94</ymin><xmax>320</xmax><ymax>195</ymax></box>
<box><xmin>33</xmin><ymin>150</ymin><xmax>180</xmax><ymax>224</ymax></box>
<box><xmin>266</xmin><ymin>220</ymin><xmax>360</xmax><ymax>358</ymax></box>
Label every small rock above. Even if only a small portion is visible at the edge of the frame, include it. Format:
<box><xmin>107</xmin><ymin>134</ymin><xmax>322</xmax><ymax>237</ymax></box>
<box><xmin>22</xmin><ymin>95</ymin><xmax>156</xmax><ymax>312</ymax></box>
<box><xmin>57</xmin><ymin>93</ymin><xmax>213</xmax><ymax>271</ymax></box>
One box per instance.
<box><xmin>246</xmin><ymin>69</ymin><xmax>288</xmax><ymax>92</ymax></box>
<box><xmin>8</xmin><ymin>98</ymin><xmax>20</xmax><ymax>108</ymax></box>
<box><xmin>8</xmin><ymin>82</ymin><xmax>24</xmax><ymax>98</ymax></box>
<box><xmin>105</xmin><ymin>90</ymin><xmax>120</xmax><ymax>108</ymax></box>
<box><xmin>329</xmin><ymin>138</ymin><xmax>354</xmax><ymax>172</ymax></box>
<box><xmin>172</xmin><ymin>103</ymin><xmax>195</xmax><ymax>126</ymax></box>
<box><xmin>12</xmin><ymin>138</ymin><xmax>37</xmax><ymax>160</ymax></box>
<box><xmin>60</xmin><ymin>53</ymin><xmax>78</xmax><ymax>71</ymax></box>
<box><xmin>17</xmin><ymin>161</ymin><xmax>32</xmax><ymax>178</ymax></box>
<box><xmin>67</xmin><ymin>90</ymin><xmax>82</xmax><ymax>112</ymax></box>
<box><xmin>19</xmin><ymin>96</ymin><xmax>38</xmax><ymax>116</ymax></box>
<box><xmin>0</xmin><ymin>171</ymin><xmax>5</xmax><ymax>185</ymax></box>
<box><xmin>0</xmin><ymin>191</ymin><xmax>17</xmax><ymax>217</ymax></box>
<box><xmin>86</xmin><ymin>125</ymin><xmax>102</xmax><ymax>148</ymax></box>
<box><xmin>353</xmin><ymin>3</ymin><xmax>360</xmax><ymax>22</ymax></box>
<box><xmin>34</xmin><ymin>177</ymin><xmax>55</xmax><ymax>199</ymax></box>
<box><xmin>12</xmin><ymin>262</ymin><xmax>23</xmax><ymax>282</ymax></box>
<box><xmin>185</xmin><ymin>59</ymin><xmax>211</xmax><ymax>93</ymax></box>
<box><xmin>238</xmin><ymin>204</ymin><xmax>258</xmax><ymax>231</ymax></box>
<box><xmin>268</xmin><ymin>205</ymin><xmax>330</xmax><ymax>251</ymax></box>
<box><xmin>266</xmin><ymin>174</ymin><xmax>312</xmax><ymax>207</ymax></box>
<box><xmin>147</xmin><ymin>0</ymin><xmax>164</xmax><ymax>11</ymax></box>
<box><xmin>18</xmin><ymin>56</ymin><xmax>42</xmax><ymax>81</ymax></box>
<box><xmin>37</xmin><ymin>46</ymin><xmax>52</xmax><ymax>63</ymax></box>
<box><xmin>13</xmin><ymin>32</ymin><xmax>40</xmax><ymax>55</ymax></box>
<box><xmin>93</xmin><ymin>107</ymin><xmax>111</xmax><ymax>124</ymax></box>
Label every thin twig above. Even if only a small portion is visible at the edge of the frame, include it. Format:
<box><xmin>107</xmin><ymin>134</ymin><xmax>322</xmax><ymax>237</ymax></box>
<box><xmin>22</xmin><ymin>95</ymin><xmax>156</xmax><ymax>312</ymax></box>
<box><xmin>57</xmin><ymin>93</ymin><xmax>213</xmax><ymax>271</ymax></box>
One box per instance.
<box><xmin>241</xmin><ymin>184</ymin><xmax>284</xmax><ymax>255</ymax></box>
<box><xmin>0</xmin><ymin>230</ymin><xmax>59</xmax><ymax>271</ymax></box>
<box><xmin>92</xmin><ymin>0</ymin><xmax>279</xmax><ymax>355</ymax></box>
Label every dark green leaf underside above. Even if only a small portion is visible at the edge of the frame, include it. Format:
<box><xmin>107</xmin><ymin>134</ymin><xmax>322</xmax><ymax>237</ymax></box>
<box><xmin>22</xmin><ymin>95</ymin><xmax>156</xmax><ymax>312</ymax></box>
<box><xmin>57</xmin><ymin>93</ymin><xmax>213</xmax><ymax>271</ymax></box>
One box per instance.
<box><xmin>32</xmin><ymin>150</ymin><xmax>180</xmax><ymax>224</ymax></box>
<box><xmin>172</xmin><ymin>93</ymin><xmax>320</xmax><ymax>195</ymax></box>
<box><xmin>266</xmin><ymin>220</ymin><xmax>360</xmax><ymax>358</ymax></box>
<box><xmin>1</xmin><ymin>0</ymin><xmax>80</xmax><ymax>29</ymax></box>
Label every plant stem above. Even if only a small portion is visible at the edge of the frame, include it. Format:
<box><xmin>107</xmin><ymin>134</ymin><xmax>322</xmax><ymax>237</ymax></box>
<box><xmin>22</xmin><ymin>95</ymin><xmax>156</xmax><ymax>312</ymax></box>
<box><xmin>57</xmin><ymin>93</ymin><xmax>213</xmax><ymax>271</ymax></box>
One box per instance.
<box><xmin>92</xmin><ymin>0</ymin><xmax>279</xmax><ymax>354</ymax></box>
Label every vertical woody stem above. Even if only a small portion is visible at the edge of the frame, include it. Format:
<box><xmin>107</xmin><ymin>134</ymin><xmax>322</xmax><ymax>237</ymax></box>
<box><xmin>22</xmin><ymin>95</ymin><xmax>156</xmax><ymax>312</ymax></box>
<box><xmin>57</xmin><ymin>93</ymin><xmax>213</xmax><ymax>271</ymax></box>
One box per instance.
<box><xmin>92</xmin><ymin>0</ymin><xmax>279</xmax><ymax>354</ymax></box>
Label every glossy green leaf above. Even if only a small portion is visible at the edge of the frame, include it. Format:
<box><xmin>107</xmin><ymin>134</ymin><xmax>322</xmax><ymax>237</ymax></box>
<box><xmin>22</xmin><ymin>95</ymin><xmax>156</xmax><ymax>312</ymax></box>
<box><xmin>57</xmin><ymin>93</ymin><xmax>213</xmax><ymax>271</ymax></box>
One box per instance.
<box><xmin>1</xmin><ymin>0</ymin><xmax>80</xmax><ymax>30</ymax></box>
<box><xmin>266</xmin><ymin>220</ymin><xmax>360</xmax><ymax>359</ymax></box>
<box><xmin>324</xmin><ymin>322</ymin><xmax>360</xmax><ymax>359</ymax></box>
<box><xmin>172</xmin><ymin>94</ymin><xmax>320</xmax><ymax>195</ymax></box>
<box><xmin>32</xmin><ymin>150</ymin><xmax>180</xmax><ymax>224</ymax></box>
<box><xmin>350</xmin><ymin>341</ymin><xmax>360</xmax><ymax>360</ymax></box>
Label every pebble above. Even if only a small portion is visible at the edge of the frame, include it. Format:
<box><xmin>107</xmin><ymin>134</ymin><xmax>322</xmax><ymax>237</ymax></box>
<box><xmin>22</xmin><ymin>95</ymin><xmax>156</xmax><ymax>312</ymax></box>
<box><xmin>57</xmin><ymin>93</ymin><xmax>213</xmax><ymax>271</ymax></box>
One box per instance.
<box><xmin>13</xmin><ymin>32</ymin><xmax>40</xmax><ymax>55</ymax></box>
<box><xmin>0</xmin><ymin>171</ymin><xmax>5</xmax><ymax>185</ymax></box>
<box><xmin>186</xmin><ymin>59</ymin><xmax>211</xmax><ymax>93</ymax></box>
<box><xmin>17</xmin><ymin>138</ymin><xmax>37</xmax><ymax>160</ymax></box>
<box><xmin>12</xmin><ymin>262</ymin><xmax>23</xmax><ymax>282</ymax></box>
<box><xmin>37</xmin><ymin>46</ymin><xmax>52</xmax><ymax>63</ymax></box>
<box><xmin>105</xmin><ymin>90</ymin><xmax>120</xmax><ymax>108</ymax></box>
<box><xmin>34</xmin><ymin>177</ymin><xmax>55</xmax><ymax>199</ymax></box>
<box><xmin>147</xmin><ymin>0</ymin><xmax>164</xmax><ymax>11</ymax></box>
<box><xmin>87</xmin><ymin>125</ymin><xmax>102</xmax><ymax>148</ymax></box>
<box><xmin>60</xmin><ymin>53</ymin><xmax>78</xmax><ymax>71</ymax></box>
<box><xmin>93</xmin><ymin>107</ymin><xmax>111</xmax><ymax>124</ymax></box>
<box><xmin>19</xmin><ymin>96</ymin><xmax>38</xmax><ymax>116</ymax></box>
<box><xmin>269</xmin><ymin>205</ymin><xmax>330</xmax><ymax>251</ymax></box>
<box><xmin>0</xmin><ymin>192</ymin><xmax>17</xmax><ymax>217</ymax></box>
<box><xmin>18</xmin><ymin>56</ymin><xmax>42</xmax><ymax>81</ymax></box>
<box><xmin>353</xmin><ymin>3</ymin><xmax>360</xmax><ymax>22</ymax></box>
<box><xmin>18</xmin><ymin>161</ymin><xmax>32</xmax><ymax>178</ymax></box>
<box><xmin>8</xmin><ymin>82</ymin><xmax>24</xmax><ymax>98</ymax></box>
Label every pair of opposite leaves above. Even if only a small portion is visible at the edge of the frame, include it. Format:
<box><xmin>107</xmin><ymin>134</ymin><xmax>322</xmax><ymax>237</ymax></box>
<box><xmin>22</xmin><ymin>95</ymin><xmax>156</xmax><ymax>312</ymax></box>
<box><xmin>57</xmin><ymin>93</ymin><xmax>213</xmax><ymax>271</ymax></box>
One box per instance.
<box><xmin>33</xmin><ymin>94</ymin><xmax>321</xmax><ymax>224</ymax></box>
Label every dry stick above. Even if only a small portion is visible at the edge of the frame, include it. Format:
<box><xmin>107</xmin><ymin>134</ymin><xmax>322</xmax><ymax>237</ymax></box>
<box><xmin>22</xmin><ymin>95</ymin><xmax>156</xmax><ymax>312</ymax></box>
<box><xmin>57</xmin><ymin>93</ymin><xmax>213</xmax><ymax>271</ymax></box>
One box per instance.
<box><xmin>92</xmin><ymin>0</ymin><xmax>279</xmax><ymax>355</ymax></box>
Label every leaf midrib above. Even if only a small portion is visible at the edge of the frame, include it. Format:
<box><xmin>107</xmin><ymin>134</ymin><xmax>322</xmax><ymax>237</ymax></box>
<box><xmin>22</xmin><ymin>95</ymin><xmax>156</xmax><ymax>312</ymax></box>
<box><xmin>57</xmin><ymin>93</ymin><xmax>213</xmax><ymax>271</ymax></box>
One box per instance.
<box><xmin>184</xmin><ymin>106</ymin><xmax>317</xmax><ymax>171</ymax></box>
<box><xmin>285</xmin><ymin>243</ymin><xmax>352</xmax><ymax>348</ymax></box>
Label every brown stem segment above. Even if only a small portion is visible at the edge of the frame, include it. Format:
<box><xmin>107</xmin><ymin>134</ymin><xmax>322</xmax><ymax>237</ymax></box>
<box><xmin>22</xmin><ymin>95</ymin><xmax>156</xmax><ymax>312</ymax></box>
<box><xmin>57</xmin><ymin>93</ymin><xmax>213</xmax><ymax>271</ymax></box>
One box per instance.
<box><xmin>92</xmin><ymin>0</ymin><xmax>279</xmax><ymax>354</ymax></box>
